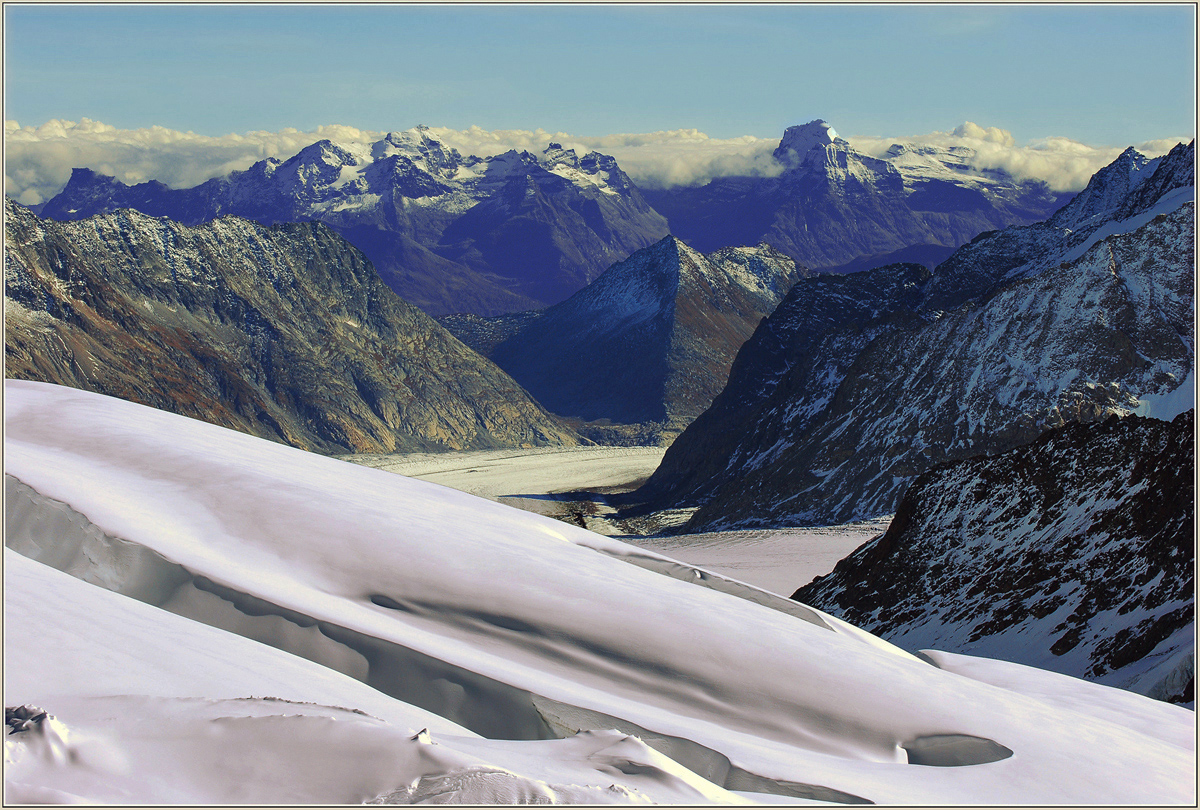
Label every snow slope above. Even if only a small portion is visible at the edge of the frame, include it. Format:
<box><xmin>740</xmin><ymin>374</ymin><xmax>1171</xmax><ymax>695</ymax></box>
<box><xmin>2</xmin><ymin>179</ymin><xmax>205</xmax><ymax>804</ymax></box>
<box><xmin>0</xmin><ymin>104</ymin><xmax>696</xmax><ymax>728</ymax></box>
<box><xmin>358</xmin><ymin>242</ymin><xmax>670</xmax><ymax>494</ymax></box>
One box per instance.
<box><xmin>5</xmin><ymin>381</ymin><xmax>1195</xmax><ymax>804</ymax></box>
<box><xmin>4</xmin><ymin>550</ymin><xmax>749</xmax><ymax>805</ymax></box>
<box><xmin>629</xmin><ymin>519</ymin><xmax>891</xmax><ymax>598</ymax></box>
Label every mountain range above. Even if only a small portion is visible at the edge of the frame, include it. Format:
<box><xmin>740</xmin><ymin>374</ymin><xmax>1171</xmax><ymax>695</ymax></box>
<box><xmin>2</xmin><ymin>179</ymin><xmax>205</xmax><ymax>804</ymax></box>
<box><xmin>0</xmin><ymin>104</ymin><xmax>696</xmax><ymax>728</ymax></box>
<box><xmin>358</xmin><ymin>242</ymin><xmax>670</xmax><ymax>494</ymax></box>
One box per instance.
<box><xmin>636</xmin><ymin>139</ymin><xmax>1195</xmax><ymax>529</ymax></box>
<box><xmin>4</xmin><ymin>199</ymin><xmax>578</xmax><ymax>454</ymax></box>
<box><xmin>640</xmin><ymin>120</ymin><xmax>1070</xmax><ymax>270</ymax></box>
<box><xmin>793</xmin><ymin>410</ymin><xmax>1194</xmax><ymax>705</ymax></box>
<box><xmin>38</xmin><ymin>121</ymin><xmax>1069</xmax><ymax>317</ymax></box>
<box><xmin>442</xmin><ymin>237</ymin><xmax>805</xmax><ymax>439</ymax></box>
<box><xmin>39</xmin><ymin>129</ymin><xmax>671</xmax><ymax>316</ymax></box>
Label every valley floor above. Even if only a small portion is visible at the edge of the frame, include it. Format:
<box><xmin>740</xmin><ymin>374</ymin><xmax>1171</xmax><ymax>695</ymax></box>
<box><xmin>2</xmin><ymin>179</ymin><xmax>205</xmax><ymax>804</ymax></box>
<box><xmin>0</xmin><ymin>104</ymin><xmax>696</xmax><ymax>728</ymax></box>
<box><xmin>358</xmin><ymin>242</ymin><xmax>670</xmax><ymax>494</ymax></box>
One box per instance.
<box><xmin>343</xmin><ymin>447</ymin><xmax>888</xmax><ymax>597</ymax></box>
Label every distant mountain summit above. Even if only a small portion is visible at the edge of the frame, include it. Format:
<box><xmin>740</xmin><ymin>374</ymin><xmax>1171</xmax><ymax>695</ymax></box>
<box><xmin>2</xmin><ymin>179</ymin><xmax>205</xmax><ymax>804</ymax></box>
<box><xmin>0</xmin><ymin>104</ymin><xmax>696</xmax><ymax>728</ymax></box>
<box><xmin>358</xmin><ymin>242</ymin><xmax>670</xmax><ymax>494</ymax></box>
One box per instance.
<box><xmin>642</xmin><ymin>119</ymin><xmax>1070</xmax><ymax>272</ymax></box>
<box><xmin>442</xmin><ymin>236</ymin><xmax>804</xmax><ymax>438</ymax></box>
<box><xmin>771</xmin><ymin>119</ymin><xmax>844</xmax><ymax>166</ymax></box>
<box><xmin>38</xmin><ymin>128</ymin><xmax>670</xmax><ymax>316</ymax></box>
<box><xmin>4</xmin><ymin>199</ymin><xmax>581</xmax><ymax>454</ymax></box>
<box><xmin>637</xmin><ymin>139</ymin><xmax>1194</xmax><ymax>529</ymax></box>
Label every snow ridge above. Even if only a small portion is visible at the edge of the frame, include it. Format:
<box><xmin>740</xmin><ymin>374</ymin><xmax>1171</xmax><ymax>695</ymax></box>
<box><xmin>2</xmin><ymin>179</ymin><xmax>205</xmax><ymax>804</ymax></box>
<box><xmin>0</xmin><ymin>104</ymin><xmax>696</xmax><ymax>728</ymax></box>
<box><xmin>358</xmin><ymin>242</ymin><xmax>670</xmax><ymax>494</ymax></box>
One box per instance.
<box><xmin>4</xmin><ymin>380</ymin><xmax>1196</xmax><ymax>805</ymax></box>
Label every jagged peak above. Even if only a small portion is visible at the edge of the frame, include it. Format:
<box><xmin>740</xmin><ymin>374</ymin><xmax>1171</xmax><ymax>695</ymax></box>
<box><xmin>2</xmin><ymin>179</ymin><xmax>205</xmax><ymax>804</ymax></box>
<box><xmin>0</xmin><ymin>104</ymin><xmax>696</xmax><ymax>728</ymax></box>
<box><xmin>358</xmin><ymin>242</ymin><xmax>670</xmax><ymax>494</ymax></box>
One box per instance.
<box><xmin>541</xmin><ymin>142</ymin><xmax>579</xmax><ymax>168</ymax></box>
<box><xmin>1049</xmin><ymin>144</ymin><xmax>1155</xmax><ymax>230</ymax></box>
<box><xmin>773</xmin><ymin>120</ymin><xmax>846</xmax><ymax>166</ymax></box>
<box><xmin>65</xmin><ymin>166</ymin><xmax>119</xmax><ymax>185</ymax></box>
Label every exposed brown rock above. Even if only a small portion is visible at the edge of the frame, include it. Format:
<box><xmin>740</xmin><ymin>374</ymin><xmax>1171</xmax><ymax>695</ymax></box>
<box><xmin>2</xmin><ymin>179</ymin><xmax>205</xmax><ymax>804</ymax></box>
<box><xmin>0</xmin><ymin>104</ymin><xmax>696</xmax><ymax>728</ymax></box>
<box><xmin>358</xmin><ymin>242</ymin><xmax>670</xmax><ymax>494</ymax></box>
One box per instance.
<box><xmin>5</xmin><ymin>200</ymin><xmax>580</xmax><ymax>454</ymax></box>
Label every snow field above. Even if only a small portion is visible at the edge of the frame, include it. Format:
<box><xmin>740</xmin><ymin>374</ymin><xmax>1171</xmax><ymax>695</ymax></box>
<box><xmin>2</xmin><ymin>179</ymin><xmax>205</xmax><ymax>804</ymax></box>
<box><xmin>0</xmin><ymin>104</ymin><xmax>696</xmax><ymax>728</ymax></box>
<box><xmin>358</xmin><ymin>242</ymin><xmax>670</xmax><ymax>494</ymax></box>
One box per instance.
<box><xmin>4</xmin><ymin>380</ymin><xmax>1195</xmax><ymax>805</ymax></box>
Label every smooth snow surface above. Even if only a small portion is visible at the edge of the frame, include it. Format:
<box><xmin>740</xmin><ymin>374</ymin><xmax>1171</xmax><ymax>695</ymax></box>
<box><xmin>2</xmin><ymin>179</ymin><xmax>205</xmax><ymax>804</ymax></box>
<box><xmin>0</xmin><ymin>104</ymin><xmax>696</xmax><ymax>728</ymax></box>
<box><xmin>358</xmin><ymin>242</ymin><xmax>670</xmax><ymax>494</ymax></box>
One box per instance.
<box><xmin>5</xmin><ymin>380</ymin><xmax>1195</xmax><ymax>805</ymax></box>
<box><xmin>626</xmin><ymin>519</ymin><xmax>890</xmax><ymax>597</ymax></box>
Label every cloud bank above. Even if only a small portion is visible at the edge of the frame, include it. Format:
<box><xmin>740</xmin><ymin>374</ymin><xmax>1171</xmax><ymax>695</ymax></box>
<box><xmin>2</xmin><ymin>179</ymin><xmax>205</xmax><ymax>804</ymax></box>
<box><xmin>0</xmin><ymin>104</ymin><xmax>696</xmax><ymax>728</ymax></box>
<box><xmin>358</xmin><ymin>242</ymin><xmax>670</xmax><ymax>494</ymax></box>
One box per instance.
<box><xmin>4</xmin><ymin>117</ymin><xmax>1189</xmax><ymax>206</ymax></box>
<box><xmin>4</xmin><ymin>119</ymin><xmax>388</xmax><ymax>206</ymax></box>
<box><xmin>851</xmin><ymin>122</ymin><xmax>1186</xmax><ymax>193</ymax></box>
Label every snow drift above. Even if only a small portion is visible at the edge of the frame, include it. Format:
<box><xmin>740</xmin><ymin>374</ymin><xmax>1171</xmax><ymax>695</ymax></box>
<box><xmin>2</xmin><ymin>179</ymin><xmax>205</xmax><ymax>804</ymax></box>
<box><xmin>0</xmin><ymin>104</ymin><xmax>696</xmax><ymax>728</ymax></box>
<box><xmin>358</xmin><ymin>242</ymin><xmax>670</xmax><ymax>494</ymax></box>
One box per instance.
<box><xmin>4</xmin><ymin>380</ymin><xmax>1195</xmax><ymax>804</ymax></box>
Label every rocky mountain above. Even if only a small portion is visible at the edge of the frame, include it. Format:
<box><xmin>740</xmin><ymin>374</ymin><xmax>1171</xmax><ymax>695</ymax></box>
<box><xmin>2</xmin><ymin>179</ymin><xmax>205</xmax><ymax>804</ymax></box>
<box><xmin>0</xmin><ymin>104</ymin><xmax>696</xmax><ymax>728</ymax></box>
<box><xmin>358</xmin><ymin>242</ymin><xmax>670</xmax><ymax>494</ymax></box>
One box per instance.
<box><xmin>38</xmin><ymin>129</ymin><xmax>670</xmax><ymax>316</ymax></box>
<box><xmin>642</xmin><ymin>120</ymin><xmax>1071</xmax><ymax>272</ymax></box>
<box><xmin>636</xmin><ymin>139</ymin><xmax>1194</xmax><ymax>529</ymax></box>
<box><xmin>792</xmin><ymin>411</ymin><xmax>1195</xmax><ymax>705</ymax></box>
<box><xmin>4</xmin><ymin>200</ymin><xmax>581</xmax><ymax>454</ymax></box>
<box><xmin>441</xmin><ymin>237</ymin><xmax>804</xmax><ymax>438</ymax></box>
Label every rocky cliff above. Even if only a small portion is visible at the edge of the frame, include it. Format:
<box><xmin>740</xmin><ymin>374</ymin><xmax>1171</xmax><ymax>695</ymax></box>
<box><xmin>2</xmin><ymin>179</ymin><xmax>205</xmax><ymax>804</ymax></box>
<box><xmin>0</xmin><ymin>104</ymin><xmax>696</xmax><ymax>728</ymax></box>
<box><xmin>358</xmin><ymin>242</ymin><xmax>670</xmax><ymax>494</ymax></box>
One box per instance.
<box><xmin>792</xmin><ymin>411</ymin><xmax>1195</xmax><ymax>705</ymax></box>
<box><xmin>4</xmin><ymin>200</ymin><xmax>580</xmax><ymax>454</ymax></box>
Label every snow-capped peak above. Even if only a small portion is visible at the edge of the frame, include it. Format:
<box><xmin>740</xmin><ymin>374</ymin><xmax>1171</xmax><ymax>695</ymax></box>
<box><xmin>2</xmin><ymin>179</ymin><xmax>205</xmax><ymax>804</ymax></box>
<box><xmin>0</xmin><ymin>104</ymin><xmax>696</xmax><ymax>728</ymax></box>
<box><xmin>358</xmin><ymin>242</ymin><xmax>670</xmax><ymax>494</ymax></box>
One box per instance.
<box><xmin>372</xmin><ymin>127</ymin><xmax>462</xmax><ymax>174</ymax></box>
<box><xmin>773</xmin><ymin>119</ymin><xmax>844</xmax><ymax>166</ymax></box>
<box><xmin>541</xmin><ymin>142</ymin><xmax>579</xmax><ymax>168</ymax></box>
<box><xmin>538</xmin><ymin>143</ymin><xmax>629</xmax><ymax>196</ymax></box>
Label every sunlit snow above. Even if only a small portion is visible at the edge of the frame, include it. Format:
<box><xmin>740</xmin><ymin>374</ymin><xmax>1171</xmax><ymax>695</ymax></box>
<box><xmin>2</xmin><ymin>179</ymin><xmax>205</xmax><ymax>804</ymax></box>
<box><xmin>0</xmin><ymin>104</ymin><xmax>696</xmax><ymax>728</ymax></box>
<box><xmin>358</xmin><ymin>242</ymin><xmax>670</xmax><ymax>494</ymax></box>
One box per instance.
<box><xmin>4</xmin><ymin>380</ymin><xmax>1194</xmax><ymax>805</ymax></box>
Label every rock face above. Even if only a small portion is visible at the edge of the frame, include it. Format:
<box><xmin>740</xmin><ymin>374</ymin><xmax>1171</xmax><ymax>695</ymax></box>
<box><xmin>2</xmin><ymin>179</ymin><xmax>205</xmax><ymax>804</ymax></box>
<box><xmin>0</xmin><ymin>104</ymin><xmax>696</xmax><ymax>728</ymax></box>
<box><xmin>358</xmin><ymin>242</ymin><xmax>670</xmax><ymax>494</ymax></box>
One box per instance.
<box><xmin>792</xmin><ymin>411</ymin><xmax>1195</xmax><ymax>705</ymax></box>
<box><xmin>441</xmin><ymin>237</ymin><xmax>804</xmax><ymax>433</ymax></box>
<box><xmin>642</xmin><ymin>120</ymin><xmax>1070</xmax><ymax>271</ymax></box>
<box><xmin>4</xmin><ymin>200</ymin><xmax>580</xmax><ymax>454</ymax></box>
<box><xmin>38</xmin><ymin>130</ymin><xmax>670</xmax><ymax>316</ymax></box>
<box><xmin>637</xmin><ymin>140</ymin><xmax>1194</xmax><ymax>529</ymax></box>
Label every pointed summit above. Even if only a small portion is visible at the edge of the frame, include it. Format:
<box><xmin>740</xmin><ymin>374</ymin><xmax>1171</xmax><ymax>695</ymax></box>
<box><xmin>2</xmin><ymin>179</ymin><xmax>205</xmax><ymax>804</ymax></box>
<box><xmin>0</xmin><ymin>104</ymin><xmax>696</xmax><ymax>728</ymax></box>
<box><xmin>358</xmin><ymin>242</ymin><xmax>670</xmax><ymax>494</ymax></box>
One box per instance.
<box><xmin>451</xmin><ymin>237</ymin><xmax>804</xmax><ymax>430</ymax></box>
<box><xmin>773</xmin><ymin>120</ymin><xmax>844</xmax><ymax>166</ymax></box>
<box><xmin>1049</xmin><ymin>145</ymin><xmax>1152</xmax><ymax>232</ymax></box>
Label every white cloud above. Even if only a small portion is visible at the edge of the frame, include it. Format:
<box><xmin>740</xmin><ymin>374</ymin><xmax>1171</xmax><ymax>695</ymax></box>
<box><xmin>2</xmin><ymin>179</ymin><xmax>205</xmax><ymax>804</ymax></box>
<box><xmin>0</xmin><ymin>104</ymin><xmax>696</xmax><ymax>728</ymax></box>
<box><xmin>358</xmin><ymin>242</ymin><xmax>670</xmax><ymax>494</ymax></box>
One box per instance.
<box><xmin>427</xmin><ymin>126</ymin><xmax>786</xmax><ymax>189</ymax></box>
<box><xmin>4</xmin><ymin>118</ymin><xmax>1191</xmax><ymax>206</ymax></box>
<box><xmin>3</xmin><ymin>118</ymin><xmax>386</xmax><ymax>205</ymax></box>
<box><xmin>848</xmin><ymin>122</ymin><xmax>1186</xmax><ymax>192</ymax></box>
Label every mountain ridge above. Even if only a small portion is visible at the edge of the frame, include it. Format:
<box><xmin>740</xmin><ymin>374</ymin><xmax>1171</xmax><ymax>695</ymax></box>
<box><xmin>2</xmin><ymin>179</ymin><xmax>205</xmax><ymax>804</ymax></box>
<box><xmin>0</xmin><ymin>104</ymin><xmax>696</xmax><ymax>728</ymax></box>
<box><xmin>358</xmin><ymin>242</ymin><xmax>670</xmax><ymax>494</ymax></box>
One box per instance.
<box><xmin>4</xmin><ymin>199</ymin><xmax>581</xmax><ymax>454</ymax></box>
<box><xmin>39</xmin><ymin>128</ymin><xmax>672</xmax><ymax>316</ymax></box>
<box><xmin>37</xmin><ymin>119</ymin><xmax>1087</xmax><ymax>315</ymax></box>
<box><xmin>442</xmin><ymin>235</ymin><xmax>805</xmax><ymax>437</ymax></box>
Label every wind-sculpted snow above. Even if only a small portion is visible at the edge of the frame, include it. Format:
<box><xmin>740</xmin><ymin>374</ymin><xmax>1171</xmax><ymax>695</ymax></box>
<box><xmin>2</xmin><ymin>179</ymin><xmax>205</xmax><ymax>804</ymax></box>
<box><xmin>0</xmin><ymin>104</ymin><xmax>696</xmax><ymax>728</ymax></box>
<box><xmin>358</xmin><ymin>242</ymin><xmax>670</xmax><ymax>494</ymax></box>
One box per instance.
<box><xmin>5</xmin><ymin>552</ymin><xmax>752</xmax><ymax>804</ymax></box>
<box><xmin>4</xmin><ymin>381</ymin><xmax>1195</xmax><ymax>804</ymax></box>
<box><xmin>38</xmin><ymin>127</ymin><xmax>670</xmax><ymax>316</ymax></box>
<box><xmin>794</xmin><ymin>411</ymin><xmax>1194</xmax><ymax>706</ymax></box>
<box><xmin>641</xmin><ymin>141</ymin><xmax>1195</xmax><ymax>529</ymax></box>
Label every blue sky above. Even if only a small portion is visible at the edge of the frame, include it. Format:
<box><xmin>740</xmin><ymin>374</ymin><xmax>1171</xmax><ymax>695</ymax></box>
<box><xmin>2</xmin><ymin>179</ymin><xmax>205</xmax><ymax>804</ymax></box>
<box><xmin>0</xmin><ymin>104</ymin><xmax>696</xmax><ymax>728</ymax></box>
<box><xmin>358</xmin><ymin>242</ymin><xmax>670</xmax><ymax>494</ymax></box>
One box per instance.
<box><xmin>4</xmin><ymin>3</ymin><xmax>1196</xmax><ymax>146</ymax></box>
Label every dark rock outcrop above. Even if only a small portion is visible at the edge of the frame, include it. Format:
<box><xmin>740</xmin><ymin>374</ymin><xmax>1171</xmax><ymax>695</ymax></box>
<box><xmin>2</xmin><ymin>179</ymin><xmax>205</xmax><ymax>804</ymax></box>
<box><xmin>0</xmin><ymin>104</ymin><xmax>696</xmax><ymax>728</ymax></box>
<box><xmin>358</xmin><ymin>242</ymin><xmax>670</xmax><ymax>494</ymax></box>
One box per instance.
<box><xmin>792</xmin><ymin>411</ymin><xmax>1195</xmax><ymax>704</ymax></box>
<box><xmin>4</xmin><ymin>200</ymin><xmax>580</xmax><ymax>454</ymax></box>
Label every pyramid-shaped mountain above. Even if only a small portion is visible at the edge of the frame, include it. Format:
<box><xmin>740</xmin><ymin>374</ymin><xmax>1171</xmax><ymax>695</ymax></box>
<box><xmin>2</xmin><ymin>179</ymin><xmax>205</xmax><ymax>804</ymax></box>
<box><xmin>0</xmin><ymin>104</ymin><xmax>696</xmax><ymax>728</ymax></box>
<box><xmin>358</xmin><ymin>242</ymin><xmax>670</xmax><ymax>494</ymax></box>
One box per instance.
<box><xmin>443</xmin><ymin>236</ymin><xmax>804</xmax><ymax>433</ymax></box>
<box><xmin>642</xmin><ymin>119</ymin><xmax>1069</xmax><ymax>272</ymax></box>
